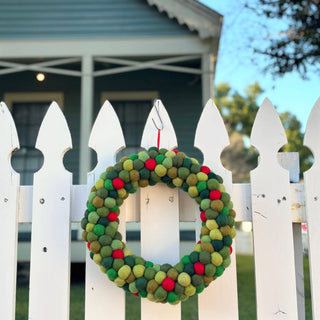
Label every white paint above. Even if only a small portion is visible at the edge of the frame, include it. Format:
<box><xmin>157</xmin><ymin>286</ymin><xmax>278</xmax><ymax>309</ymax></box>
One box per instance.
<box><xmin>0</xmin><ymin>102</ymin><xmax>20</xmax><ymax>320</ymax></box>
<box><xmin>140</xmin><ymin>100</ymin><xmax>181</xmax><ymax>319</ymax></box>
<box><xmin>28</xmin><ymin>102</ymin><xmax>72</xmax><ymax>320</ymax></box>
<box><xmin>303</xmin><ymin>98</ymin><xmax>320</xmax><ymax>320</ymax></box>
<box><xmin>85</xmin><ymin>101</ymin><xmax>126</xmax><ymax>320</ymax></box>
<box><xmin>194</xmin><ymin>99</ymin><xmax>239</xmax><ymax>320</ymax></box>
<box><xmin>250</xmin><ymin>98</ymin><xmax>298</xmax><ymax>319</ymax></box>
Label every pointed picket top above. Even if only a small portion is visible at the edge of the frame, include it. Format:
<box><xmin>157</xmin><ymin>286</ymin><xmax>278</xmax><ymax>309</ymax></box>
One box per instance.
<box><xmin>141</xmin><ymin>99</ymin><xmax>177</xmax><ymax>150</ymax></box>
<box><xmin>194</xmin><ymin>99</ymin><xmax>230</xmax><ymax>174</ymax></box>
<box><xmin>304</xmin><ymin>97</ymin><xmax>320</xmax><ymax>162</ymax></box>
<box><xmin>251</xmin><ymin>98</ymin><xmax>287</xmax><ymax>159</ymax></box>
<box><xmin>0</xmin><ymin>102</ymin><xmax>19</xmax><ymax>163</ymax></box>
<box><xmin>89</xmin><ymin>100</ymin><xmax>125</xmax><ymax>173</ymax></box>
<box><xmin>35</xmin><ymin>101</ymin><xmax>72</xmax><ymax>169</ymax></box>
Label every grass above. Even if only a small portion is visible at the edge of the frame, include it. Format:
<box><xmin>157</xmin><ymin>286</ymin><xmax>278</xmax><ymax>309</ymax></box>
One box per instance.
<box><xmin>15</xmin><ymin>255</ymin><xmax>312</xmax><ymax>320</ymax></box>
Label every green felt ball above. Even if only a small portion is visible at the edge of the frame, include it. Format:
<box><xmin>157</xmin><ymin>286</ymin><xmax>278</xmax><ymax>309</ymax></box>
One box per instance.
<box><xmin>174</xmin><ymin>283</ymin><xmax>185</xmax><ymax>295</ymax></box>
<box><xmin>192</xmin><ymin>274</ymin><xmax>204</xmax><ymax>287</ymax></box>
<box><xmin>220</xmin><ymin>192</ymin><xmax>230</xmax><ymax>205</ymax></box>
<box><xmin>216</xmin><ymin>214</ymin><xmax>228</xmax><ymax>227</ymax></box>
<box><xmin>174</xmin><ymin>262</ymin><xmax>184</xmax><ymax>273</ymax></box>
<box><xmin>162</xmin><ymin>157</ymin><xmax>173</xmax><ymax>169</ymax></box>
<box><xmin>207</xmin><ymin>179</ymin><xmax>220</xmax><ymax>190</ymax></box>
<box><xmin>154</xmin><ymin>287</ymin><xmax>168</xmax><ymax>301</ymax></box>
<box><xmin>108</xmin><ymin>190</ymin><xmax>118</xmax><ymax>199</ymax></box>
<box><xmin>135</xmin><ymin>277</ymin><xmax>148</xmax><ymax>291</ymax></box>
<box><xmin>104</xmin><ymin>197</ymin><xmax>116</xmax><ymax>209</ymax></box>
<box><xmin>181</xmin><ymin>182</ymin><xmax>189</xmax><ymax>192</ymax></box>
<box><xmin>144</xmin><ymin>267</ymin><xmax>156</xmax><ymax>280</ymax></box>
<box><xmin>133</xmin><ymin>265</ymin><xmax>145</xmax><ymax>278</ymax></box>
<box><xmin>93</xmin><ymin>224</ymin><xmax>105</xmax><ymax>236</ymax></box>
<box><xmin>195</xmin><ymin>196</ymin><xmax>202</xmax><ymax>204</ymax></box>
<box><xmin>148</xmin><ymin>150</ymin><xmax>158</xmax><ymax>159</ymax></box>
<box><xmin>189</xmin><ymin>252</ymin><xmax>199</xmax><ymax>264</ymax></box>
<box><xmin>186</xmin><ymin>173</ymin><xmax>198</xmax><ymax>186</ymax></box>
<box><xmin>214</xmin><ymin>265</ymin><xmax>224</xmax><ymax>277</ymax></box>
<box><xmin>177</xmin><ymin>272</ymin><xmax>191</xmax><ymax>287</ymax></box>
<box><xmin>222</xmin><ymin>257</ymin><xmax>231</xmax><ymax>269</ymax></box>
<box><xmin>114</xmin><ymin>277</ymin><xmax>125</xmax><ymax>287</ymax></box>
<box><xmin>82</xmin><ymin>231</ymin><xmax>88</xmax><ymax>241</ymax></box>
<box><xmin>118</xmin><ymin>265</ymin><xmax>131</xmax><ymax>280</ymax></box>
<box><xmin>197</xmin><ymin>172</ymin><xmax>208</xmax><ymax>182</ymax></box>
<box><xmin>200</xmin><ymin>189</ymin><xmax>210</xmax><ymax>199</ymax></box>
<box><xmin>160</xmin><ymin>263</ymin><xmax>172</xmax><ymax>273</ymax></box>
<box><xmin>146</xmin><ymin>279</ymin><xmax>159</xmax><ymax>293</ymax></box>
<box><xmin>196</xmin><ymin>284</ymin><xmax>205</xmax><ymax>294</ymax></box>
<box><xmin>123</xmin><ymin>159</ymin><xmax>133</xmax><ymax>171</ymax></box>
<box><xmin>107</xmin><ymin>268</ymin><xmax>117</xmax><ymax>280</ymax></box>
<box><xmin>181</xmin><ymin>255</ymin><xmax>190</xmax><ymax>264</ymax></box>
<box><xmin>184</xmin><ymin>284</ymin><xmax>196</xmax><ymax>296</ymax></box>
<box><xmin>88</xmin><ymin>211</ymin><xmax>99</xmax><ymax>224</ymax></box>
<box><xmin>153</xmin><ymin>265</ymin><xmax>161</xmax><ymax>273</ymax></box>
<box><xmin>176</xmin><ymin>151</ymin><xmax>186</xmax><ymax>159</ymax></box>
<box><xmin>106</xmin><ymin>169</ymin><xmax>118</xmax><ymax>180</ymax></box>
<box><xmin>190</xmin><ymin>163</ymin><xmax>200</xmax><ymax>174</ymax></box>
<box><xmin>129</xmin><ymin>154</ymin><xmax>138</xmax><ymax>161</ymax></box>
<box><xmin>102</xmin><ymin>256</ymin><xmax>113</xmax><ymax>269</ymax></box>
<box><xmin>97</xmin><ymin>188</ymin><xmax>108</xmax><ymax>199</ymax></box>
<box><xmin>227</xmin><ymin>201</ymin><xmax>234</xmax><ymax>209</ymax></box>
<box><xmin>145</xmin><ymin>261</ymin><xmax>153</xmax><ymax>268</ymax></box>
<box><xmin>97</xmin><ymin>207</ymin><xmax>109</xmax><ymax>217</ymax></box>
<box><xmin>212</xmin><ymin>240</ymin><xmax>224</xmax><ymax>251</ymax></box>
<box><xmin>183</xmin><ymin>263</ymin><xmax>194</xmax><ymax>276</ymax></box>
<box><xmin>94</xmin><ymin>179</ymin><xmax>104</xmax><ymax>191</ymax></box>
<box><xmin>200</xmin><ymin>199</ymin><xmax>211</xmax><ymax>210</ymax></box>
<box><xmin>205</xmin><ymin>208</ymin><xmax>219</xmax><ymax>219</ymax></box>
<box><xmin>138</xmin><ymin>152</ymin><xmax>149</xmax><ymax>162</ymax></box>
<box><xmin>178</xmin><ymin>167</ymin><xmax>190</xmax><ymax>180</ymax></box>
<box><xmin>139</xmin><ymin>168</ymin><xmax>150</xmax><ymax>180</ymax></box>
<box><xmin>223</xmin><ymin>235</ymin><xmax>233</xmax><ymax>246</ymax></box>
<box><xmin>120</xmin><ymin>156</ymin><xmax>129</xmax><ymax>163</ymax></box>
<box><xmin>210</xmin><ymin>229</ymin><xmax>223</xmax><ymax>240</ymax></box>
<box><xmin>105</xmin><ymin>225</ymin><xmax>116</xmax><ymax>237</ymax></box>
<box><xmin>167</xmin><ymin>291</ymin><xmax>179</xmax><ymax>304</ymax></box>
<box><xmin>158</xmin><ymin>148</ymin><xmax>167</xmax><ymax>155</ymax></box>
<box><xmin>205</xmin><ymin>264</ymin><xmax>216</xmax><ymax>277</ymax></box>
<box><xmin>201</xmin><ymin>235</ymin><xmax>211</xmax><ymax>243</ymax></box>
<box><xmin>133</xmin><ymin>159</ymin><xmax>144</xmax><ymax>171</ymax></box>
<box><xmin>84</xmin><ymin>209</ymin><xmax>90</xmax><ymax>219</ymax></box>
<box><xmin>111</xmin><ymin>239</ymin><xmax>123</xmax><ymax>250</ymax></box>
<box><xmin>87</xmin><ymin>203</ymin><xmax>96</xmax><ymax>212</ymax></box>
<box><xmin>100</xmin><ymin>171</ymin><xmax>108</xmax><ymax>180</ymax></box>
<box><xmin>182</xmin><ymin>158</ymin><xmax>192</xmax><ymax>169</ymax></box>
<box><xmin>219</xmin><ymin>246</ymin><xmax>231</xmax><ymax>259</ymax></box>
<box><xmin>154</xmin><ymin>164</ymin><xmax>167</xmax><ymax>177</ymax></box>
<box><xmin>150</xmin><ymin>171</ymin><xmax>161</xmax><ymax>182</ymax></box>
<box><xmin>199</xmin><ymin>251</ymin><xmax>211</xmax><ymax>265</ymax></box>
<box><xmin>119</xmin><ymin>170</ymin><xmax>130</xmax><ymax>183</ymax></box>
<box><xmin>124</xmin><ymin>256</ymin><xmax>135</xmax><ymax>267</ymax></box>
<box><xmin>87</xmin><ymin>231</ymin><xmax>98</xmax><ymax>242</ymax></box>
<box><xmin>135</xmin><ymin>257</ymin><xmax>145</xmax><ymax>265</ymax></box>
<box><xmin>113</xmin><ymin>259</ymin><xmax>124</xmax><ymax>271</ymax></box>
<box><xmin>220</xmin><ymin>225</ymin><xmax>231</xmax><ymax>236</ymax></box>
<box><xmin>155</xmin><ymin>271</ymin><xmax>166</xmax><ymax>284</ymax></box>
<box><xmin>172</xmin><ymin>177</ymin><xmax>183</xmax><ymax>187</ymax></box>
<box><xmin>129</xmin><ymin>170</ymin><xmax>140</xmax><ymax>182</ymax></box>
<box><xmin>167</xmin><ymin>268</ymin><xmax>178</xmax><ymax>280</ymax></box>
<box><xmin>109</xmin><ymin>221</ymin><xmax>119</xmax><ymax>229</ymax></box>
<box><xmin>129</xmin><ymin>282</ymin><xmax>139</xmax><ymax>293</ymax></box>
<box><xmin>165</xmin><ymin>150</ymin><xmax>176</xmax><ymax>158</ymax></box>
<box><xmin>139</xmin><ymin>291</ymin><xmax>148</xmax><ymax>298</ymax></box>
<box><xmin>211</xmin><ymin>252</ymin><xmax>223</xmax><ymax>266</ymax></box>
<box><xmin>172</xmin><ymin>156</ymin><xmax>183</xmax><ymax>168</ymax></box>
<box><xmin>93</xmin><ymin>253</ymin><xmax>102</xmax><ymax>264</ymax></box>
<box><xmin>86</xmin><ymin>223</ymin><xmax>94</xmax><ymax>233</ymax></box>
<box><xmin>188</xmin><ymin>186</ymin><xmax>199</xmax><ymax>198</ymax></box>
<box><xmin>180</xmin><ymin>294</ymin><xmax>189</xmax><ymax>302</ymax></box>
<box><xmin>113</xmin><ymin>162</ymin><xmax>123</xmax><ymax>172</ymax></box>
<box><xmin>124</xmin><ymin>182</ymin><xmax>133</xmax><ymax>192</ymax></box>
<box><xmin>100</xmin><ymin>246</ymin><xmax>112</xmax><ymax>258</ymax></box>
<box><xmin>166</xmin><ymin>167</ymin><xmax>177</xmax><ymax>179</ymax></box>
<box><xmin>197</xmin><ymin>181</ymin><xmax>207</xmax><ymax>193</ymax></box>
<box><xmin>104</xmin><ymin>179</ymin><xmax>114</xmax><ymax>191</ymax></box>
<box><xmin>201</xmin><ymin>242</ymin><xmax>214</xmax><ymax>253</ymax></box>
<box><xmin>228</xmin><ymin>216</ymin><xmax>235</xmax><ymax>228</ymax></box>
<box><xmin>221</xmin><ymin>206</ymin><xmax>229</xmax><ymax>215</ymax></box>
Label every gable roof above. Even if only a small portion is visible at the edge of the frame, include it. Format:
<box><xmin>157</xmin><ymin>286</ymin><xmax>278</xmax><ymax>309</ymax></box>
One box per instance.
<box><xmin>147</xmin><ymin>0</ymin><xmax>223</xmax><ymax>39</ymax></box>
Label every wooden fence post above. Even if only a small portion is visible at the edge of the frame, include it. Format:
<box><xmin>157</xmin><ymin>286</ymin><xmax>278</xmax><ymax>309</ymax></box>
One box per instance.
<box><xmin>0</xmin><ymin>102</ymin><xmax>20</xmax><ymax>320</ymax></box>
<box><xmin>250</xmin><ymin>98</ymin><xmax>298</xmax><ymax>319</ymax></box>
<box><xmin>28</xmin><ymin>102</ymin><xmax>73</xmax><ymax>320</ymax></box>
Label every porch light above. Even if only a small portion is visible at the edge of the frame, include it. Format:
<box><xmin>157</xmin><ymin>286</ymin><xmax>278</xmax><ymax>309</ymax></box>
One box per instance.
<box><xmin>36</xmin><ymin>72</ymin><xmax>45</xmax><ymax>82</ymax></box>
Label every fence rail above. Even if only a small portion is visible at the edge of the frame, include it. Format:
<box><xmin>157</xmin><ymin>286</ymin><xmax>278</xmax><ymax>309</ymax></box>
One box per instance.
<box><xmin>0</xmin><ymin>97</ymin><xmax>319</xmax><ymax>320</ymax></box>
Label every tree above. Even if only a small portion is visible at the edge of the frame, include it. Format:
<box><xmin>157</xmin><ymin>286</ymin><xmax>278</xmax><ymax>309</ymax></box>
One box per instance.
<box><xmin>246</xmin><ymin>0</ymin><xmax>320</xmax><ymax>76</ymax></box>
<box><xmin>214</xmin><ymin>82</ymin><xmax>312</xmax><ymax>182</ymax></box>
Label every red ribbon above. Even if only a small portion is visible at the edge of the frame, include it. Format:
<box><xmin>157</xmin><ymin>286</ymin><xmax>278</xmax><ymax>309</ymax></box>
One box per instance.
<box><xmin>157</xmin><ymin>129</ymin><xmax>161</xmax><ymax>151</ymax></box>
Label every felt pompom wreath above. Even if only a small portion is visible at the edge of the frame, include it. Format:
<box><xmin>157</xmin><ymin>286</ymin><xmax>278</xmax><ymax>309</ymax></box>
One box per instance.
<box><xmin>82</xmin><ymin>147</ymin><xmax>236</xmax><ymax>304</ymax></box>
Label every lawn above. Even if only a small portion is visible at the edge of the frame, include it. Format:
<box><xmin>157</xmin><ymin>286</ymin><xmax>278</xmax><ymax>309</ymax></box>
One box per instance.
<box><xmin>15</xmin><ymin>255</ymin><xmax>312</xmax><ymax>320</ymax></box>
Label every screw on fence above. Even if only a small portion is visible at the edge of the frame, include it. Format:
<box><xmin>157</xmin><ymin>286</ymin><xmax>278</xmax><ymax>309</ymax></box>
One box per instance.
<box><xmin>169</xmin><ymin>196</ymin><xmax>174</xmax><ymax>203</ymax></box>
<box><xmin>39</xmin><ymin>198</ymin><xmax>45</xmax><ymax>204</ymax></box>
<box><xmin>61</xmin><ymin>197</ymin><xmax>65</xmax><ymax>201</ymax></box>
<box><xmin>42</xmin><ymin>247</ymin><xmax>47</xmax><ymax>253</ymax></box>
<box><xmin>4</xmin><ymin>198</ymin><xmax>8</xmax><ymax>202</ymax></box>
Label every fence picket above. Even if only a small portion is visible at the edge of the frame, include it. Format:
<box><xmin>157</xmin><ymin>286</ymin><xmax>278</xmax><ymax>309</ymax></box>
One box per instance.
<box><xmin>28</xmin><ymin>102</ymin><xmax>72</xmax><ymax>320</ymax></box>
<box><xmin>0</xmin><ymin>102</ymin><xmax>20</xmax><ymax>320</ymax></box>
<box><xmin>303</xmin><ymin>98</ymin><xmax>320</xmax><ymax>320</ymax></box>
<box><xmin>250</xmin><ymin>98</ymin><xmax>298</xmax><ymax>319</ymax></box>
<box><xmin>85</xmin><ymin>101</ymin><xmax>126</xmax><ymax>320</ymax></box>
<box><xmin>194</xmin><ymin>99</ymin><xmax>239</xmax><ymax>320</ymax></box>
<box><xmin>140</xmin><ymin>100</ymin><xmax>181</xmax><ymax>319</ymax></box>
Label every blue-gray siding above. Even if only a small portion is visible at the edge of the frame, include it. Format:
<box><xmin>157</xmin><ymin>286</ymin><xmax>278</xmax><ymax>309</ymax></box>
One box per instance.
<box><xmin>0</xmin><ymin>0</ymin><xmax>193</xmax><ymax>39</ymax></box>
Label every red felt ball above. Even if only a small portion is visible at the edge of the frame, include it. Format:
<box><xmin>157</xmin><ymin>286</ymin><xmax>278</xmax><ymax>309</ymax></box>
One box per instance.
<box><xmin>173</xmin><ymin>149</ymin><xmax>179</xmax><ymax>154</ymax></box>
<box><xmin>200</xmin><ymin>210</ymin><xmax>207</xmax><ymax>222</ymax></box>
<box><xmin>145</xmin><ymin>158</ymin><xmax>157</xmax><ymax>171</ymax></box>
<box><xmin>194</xmin><ymin>262</ymin><xmax>205</xmax><ymax>275</ymax></box>
<box><xmin>87</xmin><ymin>242</ymin><xmax>91</xmax><ymax>249</ymax></box>
<box><xmin>133</xmin><ymin>293</ymin><xmax>139</xmax><ymax>297</ymax></box>
<box><xmin>209</xmin><ymin>190</ymin><xmax>221</xmax><ymax>200</ymax></box>
<box><xmin>200</xmin><ymin>166</ymin><xmax>211</xmax><ymax>175</ymax></box>
<box><xmin>112</xmin><ymin>249</ymin><xmax>124</xmax><ymax>259</ymax></box>
<box><xmin>112</xmin><ymin>177</ymin><xmax>125</xmax><ymax>190</ymax></box>
<box><xmin>108</xmin><ymin>211</ymin><xmax>118</xmax><ymax>222</ymax></box>
<box><xmin>197</xmin><ymin>240</ymin><xmax>201</xmax><ymax>244</ymax></box>
<box><xmin>229</xmin><ymin>246</ymin><xmax>233</xmax><ymax>254</ymax></box>
<box><xmin>162</xmin><ymin>277</ymin><xmax>175</xmax><ymax>291</ymax></box>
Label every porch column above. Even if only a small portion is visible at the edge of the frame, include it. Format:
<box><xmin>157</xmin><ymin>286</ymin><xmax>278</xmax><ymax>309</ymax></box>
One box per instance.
<box><xmin>201</xmin><ymin>53</ymin><xmax>214</xmax><ymax>106</ymax></box>
<box><xmin>79</xmin><ymin>55</ymin><xmax>94</xmax><ymax>183</ymax></box>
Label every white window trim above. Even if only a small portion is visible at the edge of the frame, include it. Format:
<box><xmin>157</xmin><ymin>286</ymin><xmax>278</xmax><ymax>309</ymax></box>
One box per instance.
<box><xmin>3</xmin><ymin>92</ymin><xmax>64</xmax><ymax>110</ymax></box>
<box><xmin>100</xmin><ymin>91</ymin><xmax>159</xmax><ymax>105</ymax></box>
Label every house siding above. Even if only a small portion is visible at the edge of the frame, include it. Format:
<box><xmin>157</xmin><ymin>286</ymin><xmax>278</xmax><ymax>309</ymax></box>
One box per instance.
<box><xmin>0</xmin><ymin>0</ymin><xmax>193</xmax><ymax>39</ymax></box>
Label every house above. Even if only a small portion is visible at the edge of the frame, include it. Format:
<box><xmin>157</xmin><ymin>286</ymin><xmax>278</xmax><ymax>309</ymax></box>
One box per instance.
<box><xmin>0</xmin><ymin>0</ymin><xmax>223</xmax><ymax>263</ymax></box>
<box><xmin>0</xmin><ymin>0</ymin><xmax>222</xmax><ymax>184</ymax></box>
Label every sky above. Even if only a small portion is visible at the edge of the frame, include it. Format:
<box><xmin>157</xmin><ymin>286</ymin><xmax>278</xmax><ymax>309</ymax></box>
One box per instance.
<box><xmin>199</xmin><ymin>0</ymin><xmax>320</xmax><ymax>132</ymax></box>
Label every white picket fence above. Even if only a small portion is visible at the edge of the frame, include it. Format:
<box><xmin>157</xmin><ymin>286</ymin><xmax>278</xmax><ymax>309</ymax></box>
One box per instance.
<box><xmin>1</xmin><ymin>97</ymin><xmax>320</xmax><ymax>320</ymax></box>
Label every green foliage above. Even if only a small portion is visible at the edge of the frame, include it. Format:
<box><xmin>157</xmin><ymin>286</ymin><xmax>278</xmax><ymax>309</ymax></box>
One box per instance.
<box><xmin>214</xmin><ymin>82</ymin><xmax>312</xmax><ymax>181</ymax></box>
<box><xmin>247</xmin><ymin>0</ymin><xmax>320</xmax><ymax>76</ymax></box>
